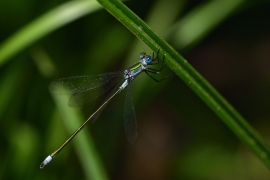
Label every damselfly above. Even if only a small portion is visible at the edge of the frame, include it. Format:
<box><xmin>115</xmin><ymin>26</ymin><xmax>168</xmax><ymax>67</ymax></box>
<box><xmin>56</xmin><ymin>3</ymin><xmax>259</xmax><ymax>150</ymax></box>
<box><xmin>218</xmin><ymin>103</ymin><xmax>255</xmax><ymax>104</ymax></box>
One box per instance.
<box><xmin>40</xmin><ymin>50</ymin><xmax>170</xmax><ymax>169</ymax></box>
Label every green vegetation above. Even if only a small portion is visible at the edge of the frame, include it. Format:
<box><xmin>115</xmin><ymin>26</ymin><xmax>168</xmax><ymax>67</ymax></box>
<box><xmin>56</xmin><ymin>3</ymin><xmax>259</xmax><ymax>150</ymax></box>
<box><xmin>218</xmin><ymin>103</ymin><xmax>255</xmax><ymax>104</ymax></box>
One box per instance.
<box><xmin>0</xmin><ymin>0</ymin><xmax>270</xmax><ymax>179</ymax></box>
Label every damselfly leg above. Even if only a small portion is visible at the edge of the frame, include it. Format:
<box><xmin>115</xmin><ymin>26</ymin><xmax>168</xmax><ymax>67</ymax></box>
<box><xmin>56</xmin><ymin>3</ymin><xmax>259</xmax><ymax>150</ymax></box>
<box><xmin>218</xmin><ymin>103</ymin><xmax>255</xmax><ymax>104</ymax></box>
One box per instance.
<box><xmin>40</xmin><ymin>50</ymin><xmax>172</xmax><ymax>169</ymax></box>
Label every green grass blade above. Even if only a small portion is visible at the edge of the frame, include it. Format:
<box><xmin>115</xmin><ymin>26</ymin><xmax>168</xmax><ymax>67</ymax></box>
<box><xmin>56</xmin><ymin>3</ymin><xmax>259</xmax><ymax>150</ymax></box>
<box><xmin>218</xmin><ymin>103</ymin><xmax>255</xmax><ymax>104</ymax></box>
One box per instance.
<box><xmin>124</xmin><ymin>0</ymin><xmax>184</xmax><ymax>99</ymax></box>
<box><xmin>0</xmin><ymin>0</ymin><xmax>101</xmax><ymax>66</ymax></box>
<box><xmin>52</xmin><ymin>95</ymin><xmax>109</xmax><ymax>180</ymax></box>
<box><xmin>169</xmin><ymin>0</ymin><xmax>246</xmax><ymax>49</ymax></box>
<box><xmin>96</xmin><ymin>0</ymin><xmax>270</xmax><ymax>168</ymax></box>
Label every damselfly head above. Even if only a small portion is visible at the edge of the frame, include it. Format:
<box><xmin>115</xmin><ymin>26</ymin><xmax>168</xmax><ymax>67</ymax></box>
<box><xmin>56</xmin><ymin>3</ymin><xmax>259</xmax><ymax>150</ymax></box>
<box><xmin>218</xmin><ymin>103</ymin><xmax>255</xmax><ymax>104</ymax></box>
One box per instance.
<box><xmin>145</xmin><ymin>56</ymin><xmax>152</xmax><ymax>63</ymax></box>
<box><xmin>141</xmin><ymin>55</ymin><xmax>153</xmax><ymax>65</ymax></box>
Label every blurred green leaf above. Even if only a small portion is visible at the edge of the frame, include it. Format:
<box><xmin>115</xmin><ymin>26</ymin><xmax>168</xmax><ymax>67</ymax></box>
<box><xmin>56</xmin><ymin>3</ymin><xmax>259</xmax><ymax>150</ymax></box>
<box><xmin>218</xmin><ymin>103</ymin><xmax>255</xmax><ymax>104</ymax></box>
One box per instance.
<box><xmin>168</xmin><ymin>0</ymin><xmax>246</xmax><ymax>50</ymax></box>
<box><xmin>1</xmin><ymin>0</ymin><xmax>270</xmax><ymax>179</ymax></box>
<box><xmin>51</xmin><ymin>95</ymin><xmax>108</xmax><ymax>180</ymax></box>
<box><xmin>0</xmin><ymin>0</ymin><xmax>101</xmax><ymax>66</ymax></box>
<box><xmin>0</xmin><ymin>61</ymin><xmax>24</xmax><ymax>117</ymax></box>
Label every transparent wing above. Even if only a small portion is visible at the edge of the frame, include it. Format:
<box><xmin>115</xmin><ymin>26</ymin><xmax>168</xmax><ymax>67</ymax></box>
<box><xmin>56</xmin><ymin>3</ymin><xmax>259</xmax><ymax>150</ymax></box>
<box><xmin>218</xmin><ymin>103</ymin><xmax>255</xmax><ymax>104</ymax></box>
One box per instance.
<box><xmin>91</xmin><ymin>80</ymin><xmax>124</xmax><ymax>123</ymax></box>
<box><xmin>124</xmin><ymin>85</ymin><xmax>137</xmax><ymax>143</ymax></box>
<box><xmin>49</xmin><ymin>71</ymin><xmax>123</xmax><ymax>107</ymax></box>
<box><xmin>49</xmin><ymin>71</ymin><xmax>123</xmax><ymax>95</ymax></box>
<box><xmin>68</xmin><ymin>77</ymin><xmax>122</xmax><ymax>107</ymax></box>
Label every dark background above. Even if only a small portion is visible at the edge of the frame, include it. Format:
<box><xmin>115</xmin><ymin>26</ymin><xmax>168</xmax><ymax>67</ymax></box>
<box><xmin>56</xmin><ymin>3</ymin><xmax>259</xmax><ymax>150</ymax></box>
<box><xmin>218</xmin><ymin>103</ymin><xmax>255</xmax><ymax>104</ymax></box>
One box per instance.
<box><xmin>0</xmin><ymin>0</ymin><xmax>270</xmax><ymax>179</ymax></box>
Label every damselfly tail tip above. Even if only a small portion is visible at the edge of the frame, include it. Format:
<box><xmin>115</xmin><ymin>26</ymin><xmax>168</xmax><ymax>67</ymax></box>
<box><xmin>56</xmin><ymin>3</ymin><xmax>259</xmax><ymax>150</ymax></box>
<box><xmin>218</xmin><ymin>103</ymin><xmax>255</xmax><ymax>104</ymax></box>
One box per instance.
<box><xmin>40</xmin><ymin>155</ymin><xmax>53</xmax><ymax>169</ymax></box>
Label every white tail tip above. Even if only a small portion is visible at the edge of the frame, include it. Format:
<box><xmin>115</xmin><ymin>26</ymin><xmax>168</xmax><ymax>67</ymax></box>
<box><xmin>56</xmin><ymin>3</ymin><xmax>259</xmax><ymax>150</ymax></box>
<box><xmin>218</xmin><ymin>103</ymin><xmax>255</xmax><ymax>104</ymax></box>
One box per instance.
<box><xmin>40</xmin><ymin>155</ymin><xmax>53</xmax><ymax>169</ymax></box>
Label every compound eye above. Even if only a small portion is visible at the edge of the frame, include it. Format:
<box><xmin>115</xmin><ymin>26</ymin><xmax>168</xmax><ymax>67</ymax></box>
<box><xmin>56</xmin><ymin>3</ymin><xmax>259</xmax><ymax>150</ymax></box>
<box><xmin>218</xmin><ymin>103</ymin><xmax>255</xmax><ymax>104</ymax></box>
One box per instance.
<box><xmin>145</xmin><ymin>56</ymin><xmax>152</xmax><ymax>63</ymax></box>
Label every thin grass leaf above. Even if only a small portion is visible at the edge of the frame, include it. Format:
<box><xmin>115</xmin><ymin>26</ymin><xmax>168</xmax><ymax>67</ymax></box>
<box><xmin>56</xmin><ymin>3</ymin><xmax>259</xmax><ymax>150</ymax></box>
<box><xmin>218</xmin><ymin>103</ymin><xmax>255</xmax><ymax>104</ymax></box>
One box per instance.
<box><xmin>96</xmin><ymin>0</ymin><xmax>270</xmax><ymax>168</ymax></box>
<box><xmin>0</xmin><ymin>0</ymin><xmax>101</xmax><ymax>66</ymax></box>
<box><xmin>52</xmin><ymin>95</ymin><xmax>109</xmax><ymax>180</ymax></box>
<box><xmin>168</xmin><ymin>0</ymin><xmax>246</xmax><ymax>50</ymax></box>
<box><xmin>124</xmin><ymin>0</ymin><xmax>185</xmax><ymax>100</ymax></box>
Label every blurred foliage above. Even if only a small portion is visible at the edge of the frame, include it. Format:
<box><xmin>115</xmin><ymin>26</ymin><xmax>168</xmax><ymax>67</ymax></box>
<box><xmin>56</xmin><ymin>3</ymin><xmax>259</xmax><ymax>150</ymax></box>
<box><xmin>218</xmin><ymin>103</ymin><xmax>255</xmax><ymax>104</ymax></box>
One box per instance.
<box><xmin>1</xmin><ymin>0</ymin><xmax>270</xmax><ymax>179</ymax></box>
